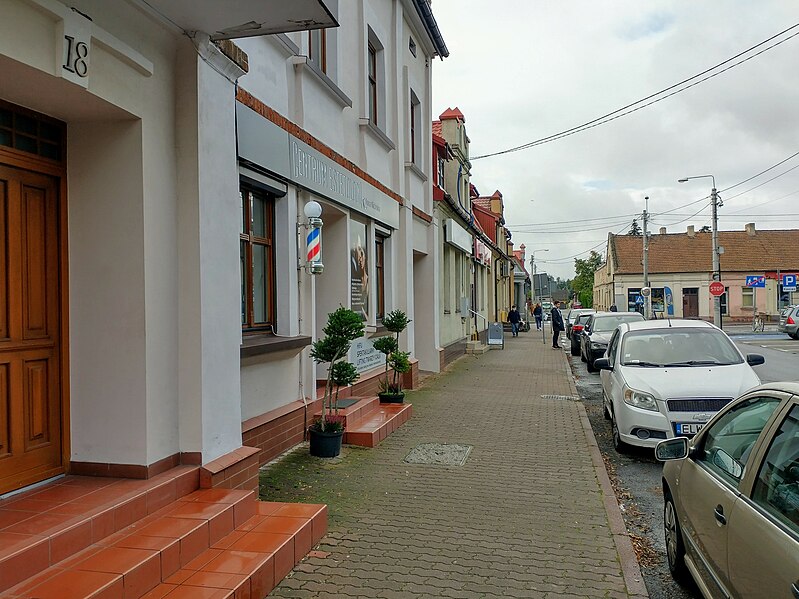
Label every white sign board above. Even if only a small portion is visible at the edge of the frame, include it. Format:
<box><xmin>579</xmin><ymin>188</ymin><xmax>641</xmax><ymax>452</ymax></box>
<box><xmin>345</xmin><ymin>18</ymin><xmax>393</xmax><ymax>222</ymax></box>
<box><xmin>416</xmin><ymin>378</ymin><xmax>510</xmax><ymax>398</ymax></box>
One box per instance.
<box><xmin>488</xmin><ymin>322</ymin><xmax>504</xmax><ymax>347</ymax></box>
<box><xmin>349</xmin><ymin>337</ymin><xmax>387</xmax><ymax>374</ymax></box>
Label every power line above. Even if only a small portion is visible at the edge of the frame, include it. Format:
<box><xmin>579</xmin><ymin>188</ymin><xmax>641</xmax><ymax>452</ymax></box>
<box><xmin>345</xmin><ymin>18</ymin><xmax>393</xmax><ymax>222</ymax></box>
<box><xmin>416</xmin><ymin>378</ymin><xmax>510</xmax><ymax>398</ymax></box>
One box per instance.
<box><xmin>472</xmin><ymin>24</ymin><xmax>799</xmax><ymax>160</ymax></box>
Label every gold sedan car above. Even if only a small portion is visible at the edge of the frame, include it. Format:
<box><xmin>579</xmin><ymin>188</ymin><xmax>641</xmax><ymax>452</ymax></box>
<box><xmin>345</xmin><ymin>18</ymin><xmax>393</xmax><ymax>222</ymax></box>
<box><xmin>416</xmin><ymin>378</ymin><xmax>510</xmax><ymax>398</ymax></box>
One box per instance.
<box><xmin>656</xmin><ymin>383</ymin><xmax>799</xmax><ymax>599</ymax></box>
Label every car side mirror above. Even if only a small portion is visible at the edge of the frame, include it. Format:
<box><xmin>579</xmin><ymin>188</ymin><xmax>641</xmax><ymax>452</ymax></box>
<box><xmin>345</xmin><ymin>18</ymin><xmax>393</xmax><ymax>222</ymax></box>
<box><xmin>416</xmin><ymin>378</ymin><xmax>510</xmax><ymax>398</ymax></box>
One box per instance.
<box><xmin>746</xmin><ymin>354</ymin><xmax>765</xmax><ymax>366</ymax></box>
<box><xmin>594</xmin><ymin>357</ymin><xmax>612</xmax><ymax>371</ymax></box>
<box><xmin>655</xmin><ymin>437</ymin><xmax>689</xmax><ymax>461</ymax></box>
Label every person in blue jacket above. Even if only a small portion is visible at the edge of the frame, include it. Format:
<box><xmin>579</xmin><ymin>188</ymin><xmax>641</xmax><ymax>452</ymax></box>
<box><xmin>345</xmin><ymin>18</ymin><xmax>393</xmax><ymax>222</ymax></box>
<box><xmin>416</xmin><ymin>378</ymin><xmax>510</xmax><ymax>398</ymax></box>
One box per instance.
<box><xmin>508</xmin><ymin>305</ymin><xmax>521</xmax><ymax>337</ymax></box>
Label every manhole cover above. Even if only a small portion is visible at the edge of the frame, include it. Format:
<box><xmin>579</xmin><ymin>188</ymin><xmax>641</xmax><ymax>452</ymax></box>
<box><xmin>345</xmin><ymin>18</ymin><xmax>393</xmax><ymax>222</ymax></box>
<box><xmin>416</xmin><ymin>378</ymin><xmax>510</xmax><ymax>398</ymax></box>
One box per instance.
<box><xmin>404</xmin><ymin>443</ymin><xmax>472</xmax><ymax>466</ymax></box>
<box><xmin>540</xmin><ymin>394</ymin><xmax>580</xmax><ymax>402</ymax></box>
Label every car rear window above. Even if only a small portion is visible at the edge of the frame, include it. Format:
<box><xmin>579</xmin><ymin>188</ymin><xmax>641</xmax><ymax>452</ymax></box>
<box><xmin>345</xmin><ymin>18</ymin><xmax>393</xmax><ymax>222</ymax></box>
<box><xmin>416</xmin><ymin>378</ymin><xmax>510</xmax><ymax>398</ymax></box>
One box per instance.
<box><xmin>590</xmin><ymin>313</ymin><xmax>645</xmax><ymax>333</ymax></box>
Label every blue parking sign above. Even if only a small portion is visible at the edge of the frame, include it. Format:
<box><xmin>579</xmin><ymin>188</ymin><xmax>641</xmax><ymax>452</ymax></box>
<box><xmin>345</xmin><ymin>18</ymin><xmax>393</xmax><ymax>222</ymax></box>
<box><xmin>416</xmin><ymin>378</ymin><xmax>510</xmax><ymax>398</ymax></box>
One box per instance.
<box><xmin>745</xmin><ymin>275</ymin><xmax>765</xmax><ymax>288</ymax></box>
<box><xmin>783</xmin><ymin>273</ymin><xmax>797</xmax><ymax>292</ymax></box>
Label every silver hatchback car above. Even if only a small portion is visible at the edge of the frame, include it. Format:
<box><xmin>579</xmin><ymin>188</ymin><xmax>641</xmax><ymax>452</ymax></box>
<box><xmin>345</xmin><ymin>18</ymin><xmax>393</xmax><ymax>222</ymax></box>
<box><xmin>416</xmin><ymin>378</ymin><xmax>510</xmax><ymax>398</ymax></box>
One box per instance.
<box><xmin>778</xmin><ymin>305</ymin><xmax>799</xmax><ymax>339</ymax></box>
<box><xmin>656</xmin><ymin>383</ymin><xmax>799</xmax><ymax>598</ymax></box>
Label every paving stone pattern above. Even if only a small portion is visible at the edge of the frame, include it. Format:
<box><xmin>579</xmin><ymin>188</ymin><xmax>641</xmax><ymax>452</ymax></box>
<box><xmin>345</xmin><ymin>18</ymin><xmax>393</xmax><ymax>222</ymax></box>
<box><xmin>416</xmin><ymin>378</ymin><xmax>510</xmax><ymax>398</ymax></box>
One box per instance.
<box><xmin>265</xmin><ymin>335</ymin><xmax>637</xmax><ymax>598</ymax></box>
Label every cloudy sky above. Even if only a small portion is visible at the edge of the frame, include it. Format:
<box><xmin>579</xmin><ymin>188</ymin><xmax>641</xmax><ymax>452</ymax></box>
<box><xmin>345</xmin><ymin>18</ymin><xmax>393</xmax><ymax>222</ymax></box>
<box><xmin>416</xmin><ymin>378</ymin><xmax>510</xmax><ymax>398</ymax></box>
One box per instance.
<box><xmin>430</xmin><ymin>1</ymin><xmax>799</xmax><ymax>280</ymax></box>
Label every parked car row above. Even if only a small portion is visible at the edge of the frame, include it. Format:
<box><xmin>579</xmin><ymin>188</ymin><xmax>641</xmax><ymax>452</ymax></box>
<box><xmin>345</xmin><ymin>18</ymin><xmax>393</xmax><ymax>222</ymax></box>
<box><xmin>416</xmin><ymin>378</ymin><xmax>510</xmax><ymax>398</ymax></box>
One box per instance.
<box><xmin>569</xmin><ymin>312</ymin><xmax>798</xmax><ymax>598</ymax></box>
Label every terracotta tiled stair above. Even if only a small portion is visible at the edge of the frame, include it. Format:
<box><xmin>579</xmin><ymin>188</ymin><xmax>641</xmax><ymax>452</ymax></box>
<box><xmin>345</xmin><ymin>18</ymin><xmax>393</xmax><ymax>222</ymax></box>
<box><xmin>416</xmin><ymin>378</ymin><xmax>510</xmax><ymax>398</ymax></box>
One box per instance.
<box><xmin>0</xmin><ymin>473</ymin><xmax>326</xmax><ymax>599</ymax></box>
<box><xmin>316</xmin><ymin>396</ymin><xmax>412</xmax><ymax>448</ymax></box>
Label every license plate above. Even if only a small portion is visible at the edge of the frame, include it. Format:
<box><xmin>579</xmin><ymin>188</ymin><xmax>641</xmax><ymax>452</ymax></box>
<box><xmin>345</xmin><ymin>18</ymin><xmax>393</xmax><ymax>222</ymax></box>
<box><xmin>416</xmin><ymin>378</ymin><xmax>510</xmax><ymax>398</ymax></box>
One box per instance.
<box><xmin>675</xmin><ymin>422</ymin><xmax>705</xmax><ymax>436</ymax></box>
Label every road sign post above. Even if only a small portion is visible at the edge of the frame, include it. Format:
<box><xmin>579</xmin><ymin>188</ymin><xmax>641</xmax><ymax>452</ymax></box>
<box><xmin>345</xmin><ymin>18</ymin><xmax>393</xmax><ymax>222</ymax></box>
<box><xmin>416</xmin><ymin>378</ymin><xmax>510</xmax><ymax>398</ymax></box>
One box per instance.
<box><xmin>709</xmin><ymin>281</ymin><xmax>725</xmax><ymax>296</ymax></box>
<box><xmin>783</xmin><ymin>273</ymin><xmax>797</xmax><ymax>293</ymax></box>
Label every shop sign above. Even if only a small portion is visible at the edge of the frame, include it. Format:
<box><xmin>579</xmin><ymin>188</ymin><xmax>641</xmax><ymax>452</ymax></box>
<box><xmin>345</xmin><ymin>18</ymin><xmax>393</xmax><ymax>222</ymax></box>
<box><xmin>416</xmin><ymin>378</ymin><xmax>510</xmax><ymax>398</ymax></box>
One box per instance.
<box><xmin>236</xmin><ymin>103</ymin><xmax>400</xmax><ymax>229</ymax></box>
<box><xmin>444</xmin><ymin>218</ymin><xmax>472</xmax><ymax>253</ymax></box>
<box><xmin>349</xmin><ymin>336</ymin><xmax>386</xmax><ymax>374</ymax></box>
<box><xmin>473</xmin><ymin>239</ymin><xmax>491</xmax><ymax>266</ymax></box>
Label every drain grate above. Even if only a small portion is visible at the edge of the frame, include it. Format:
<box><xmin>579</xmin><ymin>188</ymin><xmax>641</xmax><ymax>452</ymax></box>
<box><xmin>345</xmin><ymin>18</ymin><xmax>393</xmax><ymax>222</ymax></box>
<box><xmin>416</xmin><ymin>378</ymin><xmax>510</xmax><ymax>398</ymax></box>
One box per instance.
<box><xmin>404</xmin><ymin>443</ymin><xmax>472</xmax><ymax>466</ymax></box>
<box><xmin>540</xmin><ymin>394</ymin><xmax>580</xmax><ymax>402</ymax></box>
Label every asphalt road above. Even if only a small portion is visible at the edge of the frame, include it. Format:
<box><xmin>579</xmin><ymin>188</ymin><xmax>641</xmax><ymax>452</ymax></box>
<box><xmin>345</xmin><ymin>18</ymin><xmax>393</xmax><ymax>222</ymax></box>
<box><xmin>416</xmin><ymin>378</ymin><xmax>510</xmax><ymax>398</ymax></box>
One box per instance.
<box><xmin>564</xmin><ymin>340</ymin><xmax>701</xmax><ymax>599</ymax></box>
<box><xmin>731</xmin><ymin>332</ymin><xmax>799</xmax><ymax>383</ymax></box>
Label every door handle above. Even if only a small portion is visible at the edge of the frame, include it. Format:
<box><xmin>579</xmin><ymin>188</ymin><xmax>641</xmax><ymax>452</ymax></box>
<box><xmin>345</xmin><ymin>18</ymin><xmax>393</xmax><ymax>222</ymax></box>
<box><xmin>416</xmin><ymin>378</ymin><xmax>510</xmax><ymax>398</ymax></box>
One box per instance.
<box><xmin>714</xmin><ymin>505</ymin><xmax>727</xmax><ymax>526</ymax></box>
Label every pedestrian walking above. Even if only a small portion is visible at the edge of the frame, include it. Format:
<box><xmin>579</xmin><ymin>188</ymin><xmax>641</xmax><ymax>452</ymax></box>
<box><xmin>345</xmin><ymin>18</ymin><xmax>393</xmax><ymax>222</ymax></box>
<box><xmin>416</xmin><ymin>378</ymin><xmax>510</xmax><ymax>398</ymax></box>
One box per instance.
<box><xmin>551</xmin><ymin>300</ymin><xmax>565</xmax><ymax>349</ymax></box>
<box><xmin>508</xmin><ymin>305</ymin><xmax>521</xmax><ymax>337</ymax></box>
<box><xmin>533</xmin><ymin>303</ymin><xmax>543</xmax><ymax>330</ymax></box>
<box><xmin>609</xmin><ymin>304</ymin><xmax>618</xmax><ymax>312</ymax></box>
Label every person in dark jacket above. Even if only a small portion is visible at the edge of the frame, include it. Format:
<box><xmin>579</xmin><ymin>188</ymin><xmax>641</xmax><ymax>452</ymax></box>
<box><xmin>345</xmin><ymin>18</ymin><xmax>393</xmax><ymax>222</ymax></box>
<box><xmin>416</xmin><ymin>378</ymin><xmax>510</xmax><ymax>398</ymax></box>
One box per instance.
<box><xmin>533</xmin><ymin>303</ymin><xmax>543</xmax><ymax>330</ymax></box>
<box><xmin>508</xmin><ymin>305</ymin><xmax>521</xmax><ymax>337</ymax></box>
<box><xmin>551</xmin><ymin>300</ymin><xmax>565</xmax><ymax>349</ymax></box>
<box><xmin>609</xmin><ymin>304</ymin><xmax>618</xmax><ymax>312</ymax></box>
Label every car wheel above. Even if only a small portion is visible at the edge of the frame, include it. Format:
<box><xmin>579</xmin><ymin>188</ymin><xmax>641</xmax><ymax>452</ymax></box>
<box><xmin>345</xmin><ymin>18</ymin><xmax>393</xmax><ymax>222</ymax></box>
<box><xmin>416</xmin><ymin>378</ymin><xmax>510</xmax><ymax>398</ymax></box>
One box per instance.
<box><xmin>611</xmin><ymin>409</ymin><xmax>629</xmax><ymax>453</ymax></box>
<box><xmin>580</xmin><ymin>347</ymin><xmax>587</xmax><ymax>362</ymax></box>
<box><xmin>664</xmin><ymin>492</ymin><xmax>690</xmax><ymax>583</ymax></box>
<box><xmin>570</xmin><ymin>341</ymin><xmax>580</xmax><ymax>356</ymax></box>
<box><xmin>790</xmin><ymin>333</ymin><xmax>799</xmax><ymax>340</ymax></box>
<box><xmin>586</xmin><ymin>357</ymin><xmax>596</xmax><ymax>373</ymax></box>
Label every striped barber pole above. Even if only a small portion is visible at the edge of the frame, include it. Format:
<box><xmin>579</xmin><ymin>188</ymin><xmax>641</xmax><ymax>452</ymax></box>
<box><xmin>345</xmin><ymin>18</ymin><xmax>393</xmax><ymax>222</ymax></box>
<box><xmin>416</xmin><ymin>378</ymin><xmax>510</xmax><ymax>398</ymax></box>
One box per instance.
<box><xmin>307</xmin><ymin>226</ymin><xmax>321</xmax><ymax>262</ymax></box>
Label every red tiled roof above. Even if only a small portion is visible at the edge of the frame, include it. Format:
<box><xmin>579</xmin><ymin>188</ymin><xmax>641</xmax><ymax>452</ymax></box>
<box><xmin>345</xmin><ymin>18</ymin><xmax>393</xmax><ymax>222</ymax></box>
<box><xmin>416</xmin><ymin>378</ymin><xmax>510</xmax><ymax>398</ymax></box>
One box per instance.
<box><xmin>472</xmin><ymin>197</ymin><xmax>492</xmax><ymax>210</ymax></box>
<box><xmin>439</xmin><ymin>107</ymin><xmax>465</xmax><ymax>121</ymax></box>
<box><xmin>611</xmin><ymin>228</ymin><xmax>799</xmax><ymax>274</ymax></box>
<box><xmin>433</xmin><ymin>132</ymin><xmax>446</xmax><ymax>148</ymax></box>
<box><xmin>432</xmin><ymin>120</ymin><xmax>442</xmax><ymax>137</ymax></box>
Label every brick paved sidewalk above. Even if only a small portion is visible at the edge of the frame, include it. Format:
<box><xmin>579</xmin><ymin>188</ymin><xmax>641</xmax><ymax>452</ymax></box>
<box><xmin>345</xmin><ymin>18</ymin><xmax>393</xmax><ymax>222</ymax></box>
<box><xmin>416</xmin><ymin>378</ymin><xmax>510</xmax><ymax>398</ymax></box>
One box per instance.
<box><xmin>262</xmin><ymin>331</ymin><xmax>648</xmax><ymax>598</ymax></box>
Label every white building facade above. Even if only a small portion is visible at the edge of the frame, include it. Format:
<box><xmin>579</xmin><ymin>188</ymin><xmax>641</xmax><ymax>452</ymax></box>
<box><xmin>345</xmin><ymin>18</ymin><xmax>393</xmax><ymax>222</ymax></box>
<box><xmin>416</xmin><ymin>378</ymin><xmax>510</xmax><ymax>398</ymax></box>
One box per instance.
<box><xmin>0</xmin><ymin>0</ymin><xmax>446</xmax><ymax>498</ymax></box>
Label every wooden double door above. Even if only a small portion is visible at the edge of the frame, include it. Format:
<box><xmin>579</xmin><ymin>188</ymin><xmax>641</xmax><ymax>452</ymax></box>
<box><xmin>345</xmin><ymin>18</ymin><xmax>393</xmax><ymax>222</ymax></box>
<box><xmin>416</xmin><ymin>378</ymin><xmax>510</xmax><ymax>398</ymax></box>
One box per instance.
<box><xmin>0</xmin><ymin>164</ymin><xmax>64</xmax><ymax>495</ymax></box>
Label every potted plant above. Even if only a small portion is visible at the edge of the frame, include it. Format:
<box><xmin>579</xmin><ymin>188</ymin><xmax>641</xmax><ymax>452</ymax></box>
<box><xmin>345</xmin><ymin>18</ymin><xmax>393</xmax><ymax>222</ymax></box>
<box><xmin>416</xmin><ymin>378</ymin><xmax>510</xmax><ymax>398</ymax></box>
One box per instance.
<box><xmin>374</xmin><ymin>310</ymin><xmax>411</xmax><ymax>403</ymax></box>
<box><xmin>308</xmin><ymin>306</ymin><xmax>364</xmax><ymax>457</ymax></box>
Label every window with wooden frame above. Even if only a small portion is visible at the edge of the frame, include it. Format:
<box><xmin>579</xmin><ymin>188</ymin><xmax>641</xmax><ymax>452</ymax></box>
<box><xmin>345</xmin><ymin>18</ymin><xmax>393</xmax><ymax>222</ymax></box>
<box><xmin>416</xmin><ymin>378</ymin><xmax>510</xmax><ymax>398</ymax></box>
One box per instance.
<box><xmin>240</xmin><ymin>187</ymin><xmax>276</xmax><ymax>331</ymax></box>
<box><xmin>309</xmin><ymin>28</ymin><xmax>327</xmax><ymax>73</ymax></box>
<box><xmin>368</xmin><ymin>42</ymin><xmax>378</xmax><ymax>126</ymax></box>
<box><xmin>375</xmin><ymin>235</ymin><xmax>386</xmax><ymax>321</ymax></box>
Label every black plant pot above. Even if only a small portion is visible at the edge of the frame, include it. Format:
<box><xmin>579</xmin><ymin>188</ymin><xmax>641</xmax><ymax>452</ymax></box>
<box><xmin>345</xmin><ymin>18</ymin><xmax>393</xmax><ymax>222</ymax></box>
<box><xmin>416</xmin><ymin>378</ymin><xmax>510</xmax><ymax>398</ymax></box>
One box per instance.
<box><xmin>308</xmin><ymin>428</ymin><xmax>344</xmax><ymax>458</ymax></box>
<box><xmin>378</xmin><ymin>391</ymin><xmax>405</xmax><ymax>404</ymax></box>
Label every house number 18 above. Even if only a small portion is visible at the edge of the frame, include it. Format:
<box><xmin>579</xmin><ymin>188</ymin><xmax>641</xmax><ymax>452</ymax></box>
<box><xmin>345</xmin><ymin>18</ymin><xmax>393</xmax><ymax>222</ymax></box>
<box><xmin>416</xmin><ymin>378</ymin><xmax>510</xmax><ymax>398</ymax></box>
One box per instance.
<box><xmin>63</xmin><ymin>35</ymin><xmax>89</xmax><ymax>77</ymax></box>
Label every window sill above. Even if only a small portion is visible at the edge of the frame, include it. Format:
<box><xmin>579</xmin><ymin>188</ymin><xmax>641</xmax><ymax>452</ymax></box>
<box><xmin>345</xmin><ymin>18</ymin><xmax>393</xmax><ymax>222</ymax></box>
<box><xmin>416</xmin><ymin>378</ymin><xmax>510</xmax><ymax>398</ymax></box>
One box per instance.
<box><xmin>359</xmin><ymin>119</ymin><xmax>395</xmax><ymax>151</ymax></box>
<box><xmin>366</xmin><ymin>324</ymin><xmax>389</xmax><ymax>338</ymax></box>
<box><xmin>290</xmin><ymin>56</ymin><xmax>352</xmax><ymax>108</ymax></box>
<box><xmin>240</xmin><ymin>333</ymin><xmax>312</xmax><ymax>359</ymax></box>
<box><xmin>405</xmin><ymin>161</ymin><xmax>428</xmax><ymax>182</ymax></box>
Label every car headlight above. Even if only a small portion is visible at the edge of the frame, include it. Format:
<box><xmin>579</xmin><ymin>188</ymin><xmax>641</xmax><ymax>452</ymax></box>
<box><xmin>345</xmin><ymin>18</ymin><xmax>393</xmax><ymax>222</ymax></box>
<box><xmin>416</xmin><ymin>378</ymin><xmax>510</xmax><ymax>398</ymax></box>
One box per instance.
<box><xmin>590</xmin><ymin>342</ymin><xmax>606</xmax><ymax>350</ymax></box>
<box><xmin>623</xmin><ymin>388</ymin><xmax>658</xmax><ymax>411</ymax></box>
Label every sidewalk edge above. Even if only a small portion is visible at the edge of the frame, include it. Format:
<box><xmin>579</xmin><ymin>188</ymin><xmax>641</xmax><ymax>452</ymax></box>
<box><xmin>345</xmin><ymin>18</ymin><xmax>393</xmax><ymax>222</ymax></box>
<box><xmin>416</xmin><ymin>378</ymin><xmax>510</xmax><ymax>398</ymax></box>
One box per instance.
<box><xmin>561</xmin><ymin>353</ymin><xmax>650</xmax><ymax>599</ymax></box>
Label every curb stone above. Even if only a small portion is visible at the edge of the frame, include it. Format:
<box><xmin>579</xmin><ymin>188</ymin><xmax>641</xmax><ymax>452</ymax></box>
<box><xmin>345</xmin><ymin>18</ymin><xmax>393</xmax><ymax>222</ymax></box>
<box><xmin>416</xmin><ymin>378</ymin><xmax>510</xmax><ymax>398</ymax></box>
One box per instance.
<box><xmin>560</xmin><ymin>348</ymin><xmax>650</xmax><ymax>599</ymax></box>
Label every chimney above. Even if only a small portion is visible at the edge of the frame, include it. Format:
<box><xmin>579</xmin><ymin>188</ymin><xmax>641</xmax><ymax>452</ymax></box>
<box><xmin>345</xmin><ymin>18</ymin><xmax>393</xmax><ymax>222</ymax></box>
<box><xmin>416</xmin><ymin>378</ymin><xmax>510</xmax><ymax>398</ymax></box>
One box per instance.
<box><xmin>687</xmin><ymin>225</ymin><xmax>695</xmax><ymax>238</ymax></box>
<box><xmin>745</xmin><ymin>223</ymin><xmax>756</xmax><ymax>236</ymax></box>
<box><xmin>519</xmin><ymin>243</ymin><xmax>526</xmax><ymax>261</ymax></box>
<box><xmin>659</xmin><ymin>227</ymin><xmax>667</xmax><ymax>235</ymax></box>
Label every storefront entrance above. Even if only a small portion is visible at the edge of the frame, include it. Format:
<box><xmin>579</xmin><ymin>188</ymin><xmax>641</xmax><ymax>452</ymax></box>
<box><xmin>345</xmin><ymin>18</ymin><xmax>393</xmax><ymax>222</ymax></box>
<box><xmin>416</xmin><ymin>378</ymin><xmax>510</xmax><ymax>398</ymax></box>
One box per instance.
<box><xmin>0</xmin><ymin>106</ymin><xmax>67</xmax><ymax>495</ymax></box>
<box><xmin>682</xmin><ymin>288</ymin><xmax>699</xmax><ymax>318</ymax></box>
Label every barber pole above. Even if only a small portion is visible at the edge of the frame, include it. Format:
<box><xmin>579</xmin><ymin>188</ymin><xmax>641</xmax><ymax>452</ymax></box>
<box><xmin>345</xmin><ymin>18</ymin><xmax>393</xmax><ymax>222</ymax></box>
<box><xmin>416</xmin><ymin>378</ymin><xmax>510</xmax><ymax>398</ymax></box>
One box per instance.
<box><xmin>307</xmin><ymin>226</ymin><xmax>321</xmax><ymax>263</ymax></box>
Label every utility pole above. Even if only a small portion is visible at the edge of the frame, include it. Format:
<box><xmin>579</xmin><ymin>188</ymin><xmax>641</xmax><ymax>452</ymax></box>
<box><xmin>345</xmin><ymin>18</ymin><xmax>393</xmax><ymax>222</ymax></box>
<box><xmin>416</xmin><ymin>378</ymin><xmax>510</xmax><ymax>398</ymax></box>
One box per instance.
<box><xmin>711</xmin><ymin>186</ymin><xmax>722</xmax><ymax>329</ymax></box>
<box><xmin>642</xmin><ymin>196</ymin><xmax>650</xmax><ymax>318</ymax></box>
<box><xmin>678</xmin><ymin>175</ymin><xmax>722</xmax><ymax>328</ymax></box>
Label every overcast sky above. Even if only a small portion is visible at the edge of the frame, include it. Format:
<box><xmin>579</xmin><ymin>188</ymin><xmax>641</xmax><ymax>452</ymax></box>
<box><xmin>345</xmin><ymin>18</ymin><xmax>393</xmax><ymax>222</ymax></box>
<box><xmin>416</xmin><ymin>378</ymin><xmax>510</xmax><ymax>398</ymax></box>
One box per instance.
<box><xmin>430</xmin><ymin>1</ymin><xmax>799</xmax><ymax>280</ymax></box>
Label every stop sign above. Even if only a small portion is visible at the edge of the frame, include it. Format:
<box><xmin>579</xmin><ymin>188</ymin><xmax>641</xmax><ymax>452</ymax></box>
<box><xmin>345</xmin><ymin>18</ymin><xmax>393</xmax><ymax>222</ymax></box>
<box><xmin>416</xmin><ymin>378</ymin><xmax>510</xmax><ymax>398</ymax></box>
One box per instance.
<box><xmin>709</xmin><ymin>281</ymin><xmax>725</xmax><ymax>296</ymax></box>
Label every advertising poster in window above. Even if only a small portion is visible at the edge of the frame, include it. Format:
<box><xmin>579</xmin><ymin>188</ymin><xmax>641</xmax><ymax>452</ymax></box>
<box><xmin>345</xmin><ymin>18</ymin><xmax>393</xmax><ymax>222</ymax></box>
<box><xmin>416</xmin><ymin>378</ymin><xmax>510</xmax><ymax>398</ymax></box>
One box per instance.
<box><xmin>351</xmin><ymin>221</ymin><xmax>369</xmax><ymax>320</ymax></box>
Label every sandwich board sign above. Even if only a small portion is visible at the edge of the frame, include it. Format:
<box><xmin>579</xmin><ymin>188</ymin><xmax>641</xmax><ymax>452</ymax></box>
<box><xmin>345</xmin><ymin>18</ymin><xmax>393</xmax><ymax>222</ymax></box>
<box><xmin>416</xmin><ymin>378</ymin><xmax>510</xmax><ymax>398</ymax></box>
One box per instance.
<box><xmin>488</xmin><ymin>322</ymin><xmax>504</xmax><ymax>347</ymax></box>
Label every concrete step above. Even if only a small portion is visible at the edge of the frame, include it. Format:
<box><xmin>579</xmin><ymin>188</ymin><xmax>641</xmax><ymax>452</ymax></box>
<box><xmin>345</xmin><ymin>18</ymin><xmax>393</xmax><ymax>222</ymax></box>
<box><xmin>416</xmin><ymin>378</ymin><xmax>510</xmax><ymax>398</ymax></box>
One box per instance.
<box><xmin>2</xmin><ymin>489</ymin><xmax>327</xmax><ymax>599</ymax></box>
<box><xmin>314</xmin><ymin>396</ymin><xmax>413</xmax><ymax>449</ymax></box>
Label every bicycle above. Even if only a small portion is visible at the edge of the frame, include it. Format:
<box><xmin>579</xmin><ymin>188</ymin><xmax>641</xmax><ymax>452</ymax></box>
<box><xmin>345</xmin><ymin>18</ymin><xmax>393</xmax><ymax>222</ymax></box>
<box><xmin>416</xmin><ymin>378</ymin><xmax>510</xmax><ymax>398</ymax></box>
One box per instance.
<box><xmin>752</xmin><ymin>313</ymin><xmax>765</xmax><ymax>333</ymax></box>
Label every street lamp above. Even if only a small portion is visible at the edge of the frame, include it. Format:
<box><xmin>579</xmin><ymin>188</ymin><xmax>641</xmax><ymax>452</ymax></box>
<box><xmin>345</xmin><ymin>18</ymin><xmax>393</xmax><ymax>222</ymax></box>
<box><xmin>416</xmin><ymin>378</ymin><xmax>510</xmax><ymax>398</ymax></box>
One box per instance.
<box><xmin>530</xmin><ymin>249</ymin><xmax>549</xmax><ymax>302</ymax></box>
<box><xmin>678</xmin><ymin>175</ymin><xmax>722</xmax><ymax>328</ymax></box>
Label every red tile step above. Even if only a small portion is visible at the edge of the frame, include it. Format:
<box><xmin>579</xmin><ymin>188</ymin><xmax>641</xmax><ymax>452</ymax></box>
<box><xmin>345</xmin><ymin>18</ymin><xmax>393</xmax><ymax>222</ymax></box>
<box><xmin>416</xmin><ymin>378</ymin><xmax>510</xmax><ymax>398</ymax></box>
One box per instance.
<box><xmin>0</xmin><ymin>467</ymin><xmax>200</xmax><ymax>593</ymax></box>
<box><xmin>314</xmin><ymin>396</ymin><xmax>413</xmax><ymax>448</ymax></box>
<box><xmin>1</xmin><ymin>489</ymin><xmax>327</xmax><ymax>599</ymax></box>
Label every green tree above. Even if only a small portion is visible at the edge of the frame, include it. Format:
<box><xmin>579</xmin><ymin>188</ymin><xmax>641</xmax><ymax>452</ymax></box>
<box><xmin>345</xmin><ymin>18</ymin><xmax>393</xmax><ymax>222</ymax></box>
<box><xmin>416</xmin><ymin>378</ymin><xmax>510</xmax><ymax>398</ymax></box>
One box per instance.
<box><xmin>572</xmin><ymin>251</ymin><xmax>603</xmax><ymax>308</ymax></box>
<box><xmin>628</xmin><ymin>219</ymin><xmax>642</xmax><ymax>236</ymax></box>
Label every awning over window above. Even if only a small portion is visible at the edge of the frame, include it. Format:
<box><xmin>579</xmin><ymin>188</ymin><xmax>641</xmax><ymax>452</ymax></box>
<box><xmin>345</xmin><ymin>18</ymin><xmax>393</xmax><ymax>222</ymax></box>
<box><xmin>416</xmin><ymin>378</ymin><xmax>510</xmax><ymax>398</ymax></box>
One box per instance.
<box><xmin>138</xmin><ymin>0</ymin><xmax>338</xmax><ymax>40</ymax></box>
